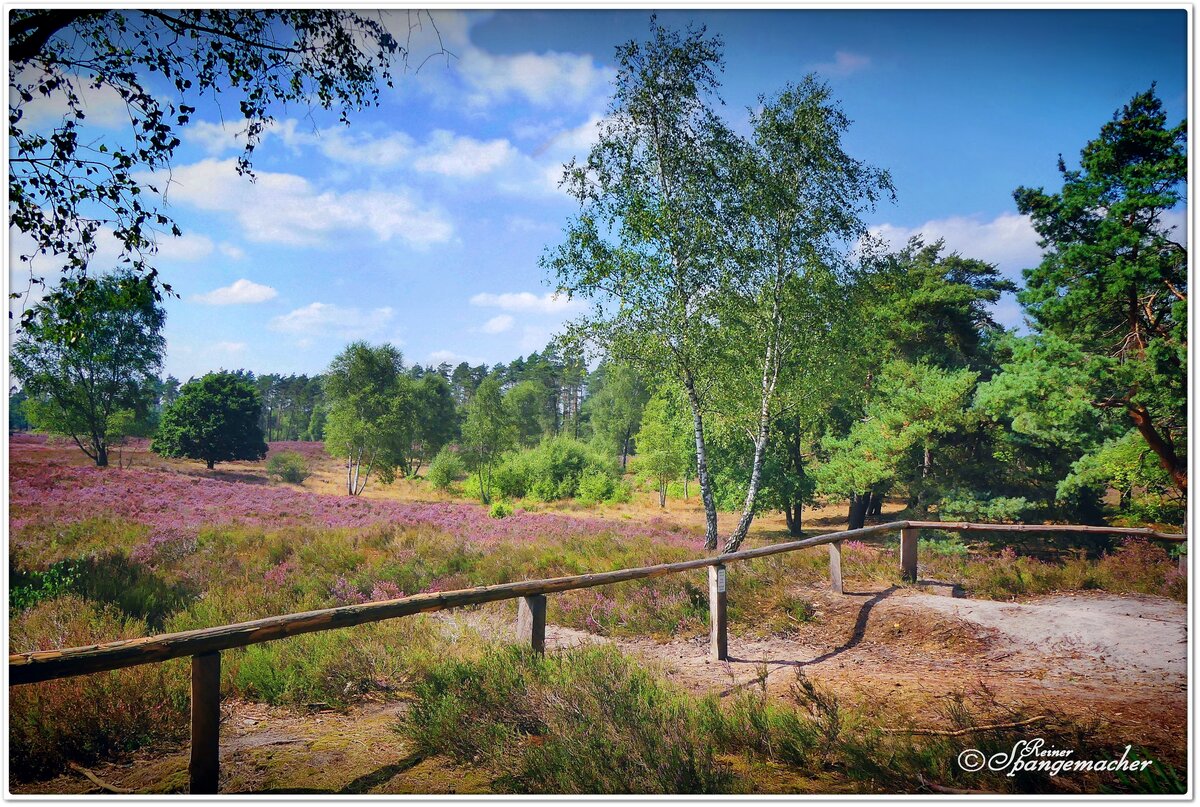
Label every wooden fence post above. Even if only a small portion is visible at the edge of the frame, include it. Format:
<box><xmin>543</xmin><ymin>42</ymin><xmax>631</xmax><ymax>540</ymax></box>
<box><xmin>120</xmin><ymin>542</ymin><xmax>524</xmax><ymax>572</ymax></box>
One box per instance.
<box><xmin>516</xmin><ymin>595</ymin><xmax>547</xmax><ymax>654</ymax></box>
<box><xmin>900</xmin><ymin>527</ymin><xmax>918</xmax><ymax>583</ymax></box>
<box><xmin>189</xmin><ymin>651</ymin><xmax>221</xmax><ymax>794</ymax></box>
<box><xmin>829</xmin><ymin>540</ymin><xmax>844</xmax><ymax>594</ymax></box>
<box><xmin>709</xmin><ymin>564</ymin><xmax>728</xmax><ymax>661</ymax></box>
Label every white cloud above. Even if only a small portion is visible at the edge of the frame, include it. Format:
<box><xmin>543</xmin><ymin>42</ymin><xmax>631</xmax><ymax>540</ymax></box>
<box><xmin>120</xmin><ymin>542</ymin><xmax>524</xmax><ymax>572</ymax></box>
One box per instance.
<box><xmin>185</xmin><ymin>120</ymin><xmax>246</xmax><ymax>155</ymax></box>
<box><xmin>269</xmin><ymin>302</ymin><xmax>395</xmax><ymax>340</ymax></box>
<box><xmin>157</xmin><ymin>158</ymin><xmax>452</xmax><ymax>248</ymax></box>
<box><xmin>155</xmin><ymin>233</ymin><xmax>214</xmax><ymax>262</ymax></box>
<box><xmin>519</xmin><ymin>325</ymin><xmax>553</xmax><ymax>352</ymax></box>
<box><xmin>868</xmin><ymin>212</ymin><xmax>1042</xmax><ymax>280</ymax></box>
<box><xmin>219</xmin><ymin>242</ymin><xmax>246</xmax><ymax>260</ymax></box>
<box><xmin>213</xmin><ymin>341</ymin><xmax>247</xmax><ymax>354</ymax></box>
<box><xmin>414</xmin><ymin>130</ymin><xmax>516</xmax><ymax>178</ymax></box>
<box><xmin>1159</xmin><ymin>207</ymin><xmax>1189</xmax><ymax>247</ymax></box>
<box><xmin>811</xmin><ymin>50</ymin><xmax>872</xmax><ymax>78</ymax></box>
<box><xmin>14</xmin><ymin>70</ymin><xmax>129</xmax><ymax>129</ymax></box>
<box><xmin>412</xmin><ymin>10</ymin><xmax>611</xmax><ymax>110</ymax></box>
<box><xmin>428</xmin><ymin>349</ymin><xmax>483</xmax><ymax>366</ymax></box>
<box><xmin>458</xmin><ymin>48</ymin><xmax>613</xmax><ymax>108</ymax></box>
<box><xmin>481</xmin><ymin>314</ymin><xmax>515</xmax><ymax>334</ymax></box>
<box><xmin>469</xmin><ymin>290</ymin><xmax>581</xmax><ymax>315</ymax></box>
<box><xmin>193</xmin><ymin>278</ymin><xmax>278</xmax><ymax>305</ymax></box>
<box><xmin>318</xmin><ymin>128</ymin><xmax>413</xmax><ymax>166</ymax></box>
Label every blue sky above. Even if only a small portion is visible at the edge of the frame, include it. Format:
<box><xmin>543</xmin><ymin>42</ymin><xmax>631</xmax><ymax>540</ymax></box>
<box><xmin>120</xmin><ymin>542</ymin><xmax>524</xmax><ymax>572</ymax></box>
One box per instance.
<box><xmin>9</xmin><ymin>8</ymin><xmax>1189</xmax><ymax>381</ymax></box>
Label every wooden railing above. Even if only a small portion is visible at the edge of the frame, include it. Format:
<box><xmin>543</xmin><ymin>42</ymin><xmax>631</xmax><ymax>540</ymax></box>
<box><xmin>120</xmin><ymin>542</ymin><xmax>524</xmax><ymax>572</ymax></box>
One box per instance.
<box><xmin>8</xmin><ymin>519</ymin><xmax>1185</xmax><ymax>793</ymax></box>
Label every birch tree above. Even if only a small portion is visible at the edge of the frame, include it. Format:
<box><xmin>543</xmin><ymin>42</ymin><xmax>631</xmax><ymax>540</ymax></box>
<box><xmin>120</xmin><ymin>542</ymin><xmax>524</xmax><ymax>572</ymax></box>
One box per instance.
<box><xmin>712</xmin><ymin>78</ymin><xmax>891</xmax><ymax>551</ymax></box>
<box><xmin>323</xmin><ymin>342</ymin><xmax>407</xmax><ymax>496</ymax></box>
<box><xmin>546</xmin><ymin>20</ymin><xmax>889</xmax><ymax>552</ymax></box>
<box><xmin>544</xmin><ymin>20</ymin><xmax>738</xmax><ymax>550</ymax></box>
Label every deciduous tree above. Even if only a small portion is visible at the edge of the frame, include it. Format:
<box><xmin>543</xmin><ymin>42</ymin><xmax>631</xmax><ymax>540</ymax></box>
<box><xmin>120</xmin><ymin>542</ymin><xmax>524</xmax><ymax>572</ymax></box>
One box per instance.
<box><xmin>322</xmin><ymin>342</ymin><xmax>408</xmax><ymax>496</ymax></box>
<box><xmin>462</xmin><ymin>376</ymin><xmax>516</xmax><ymax>504</ymax></box>
<box><xmin>152</xmin><ymin>371</ymin><xmax>267</xmax><ymax>469</ymax></box>
<box><xmin>11</xmin><ymin>271</ymin><xmax>164</xmax><ymax>466</ymax></box>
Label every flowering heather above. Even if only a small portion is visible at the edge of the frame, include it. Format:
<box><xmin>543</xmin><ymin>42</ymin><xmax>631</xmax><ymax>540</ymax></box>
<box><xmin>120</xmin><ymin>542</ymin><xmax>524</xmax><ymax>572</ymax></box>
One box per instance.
<box><xmin>9</xmin><ymin>459</ymin><xmax>703</xmax><ymax>550</ymax></box>
<box><xmin>128</xmin><ymin>527</ymin><xmax>197</xmax><ymax>567</ymax></box>
<box><xmin>264</xmin><ymin>561</ymin><xmax>296</xmax><ymax>588</ymax></box>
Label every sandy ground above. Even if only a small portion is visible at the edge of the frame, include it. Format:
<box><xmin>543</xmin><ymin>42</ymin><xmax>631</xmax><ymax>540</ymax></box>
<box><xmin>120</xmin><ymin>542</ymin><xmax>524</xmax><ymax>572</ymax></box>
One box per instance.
<box><xmin>16</xmin><ymin>587</ymin><xmax>1187</xmax><ymax>795</ymax></box>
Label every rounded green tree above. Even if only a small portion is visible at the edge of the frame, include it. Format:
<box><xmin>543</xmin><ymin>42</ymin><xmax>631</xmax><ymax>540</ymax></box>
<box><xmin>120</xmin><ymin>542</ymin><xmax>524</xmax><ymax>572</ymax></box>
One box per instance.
<box><xmin>152</xmin><ymin>372</ymin><xmax>268</xmax><ymax>469</ymax></box>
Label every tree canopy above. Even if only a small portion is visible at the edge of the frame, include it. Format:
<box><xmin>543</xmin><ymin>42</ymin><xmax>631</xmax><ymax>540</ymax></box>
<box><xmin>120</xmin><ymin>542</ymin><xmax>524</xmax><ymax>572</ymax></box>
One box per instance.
<box><xmin>1014</xmin><ymin>85</ymin><xmax>1187</xmax><ymax>494</ymax></box>
<box><xmin>152</xmin><ymin>371</ymin><xmax>268</xmax><ymax>469</ymax></box>
<box><xmin>11</xmin><ymin>270</ymin><xmax>165</xmax><ymax>466</ymax></box>
<box><xmin>323</xmin><ymin>342</ymin><xmax>410</xmax><ymax>496</ymax></box>
<box><xmin>547</xmin><ymin>20</ymin><xmax>890</xmax><ymax>552</ymax></box>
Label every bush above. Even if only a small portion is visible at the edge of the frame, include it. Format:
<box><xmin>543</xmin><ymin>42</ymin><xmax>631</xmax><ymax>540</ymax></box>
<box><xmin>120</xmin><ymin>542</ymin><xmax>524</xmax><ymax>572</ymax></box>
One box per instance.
<box><xmin>427</xmin><ymin>446</ymin><xmax>465</xmax><ymax>491</ymax></box>
<box><xmin>576</xmin><ymin>469</ymin><xmax>615</xmax><ymax>505</ymax></box>
<box><xmin>266</xmin><ymin>450</ymin><xmax>311</xmax><ymax>484</ymax></box>
<box><xmin>606</xmin><ymin>478</ymin><xmax>634</xmax><ymax>504</ymax></box>
<box><xmin>918</xmin><ymin>535</ymin><xmax>970</xmax><ymax>556</ymax></box>
<box><xmin>493</xmin><ymin>436</ymin><xmax>618</xmax><ymax>502</ymax></box>
<box><xmin>9</xmin><ymin>559</ymin><xmax>80</xmax><ymax>613</ymax></box>
<box><xmin>489</xmin><ymin>501</ymin><xmax>513</xmax><ymax>519</ymax></box>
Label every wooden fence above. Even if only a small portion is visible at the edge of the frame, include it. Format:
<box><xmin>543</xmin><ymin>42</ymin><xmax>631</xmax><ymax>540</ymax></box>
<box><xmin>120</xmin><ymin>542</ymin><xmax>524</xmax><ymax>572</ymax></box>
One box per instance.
<box><xmin>8</xmin><ymin>519</ymin><xmax>1185</xmax><ymax>793</ymax></box>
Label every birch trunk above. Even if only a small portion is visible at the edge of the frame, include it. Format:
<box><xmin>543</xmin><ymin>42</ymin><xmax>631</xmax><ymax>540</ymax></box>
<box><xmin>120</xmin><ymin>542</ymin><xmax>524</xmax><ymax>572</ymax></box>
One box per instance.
<box><xmin>681</xmin><ymin>373</ymin><xmax>720</xmax><ymax>551</ymax></box>
<box><xmin>722</xmin><ymin>263</ymin><xmax>785</xmax><ymax>555</ymax></box>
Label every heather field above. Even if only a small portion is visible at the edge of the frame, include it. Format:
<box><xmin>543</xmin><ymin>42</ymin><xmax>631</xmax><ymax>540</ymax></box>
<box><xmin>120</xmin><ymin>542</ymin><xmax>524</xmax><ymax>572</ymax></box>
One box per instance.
<box><xmin>8</xmin><ymin>435</ymin><xmax>1188</xmax><ymax>793</ymax></box>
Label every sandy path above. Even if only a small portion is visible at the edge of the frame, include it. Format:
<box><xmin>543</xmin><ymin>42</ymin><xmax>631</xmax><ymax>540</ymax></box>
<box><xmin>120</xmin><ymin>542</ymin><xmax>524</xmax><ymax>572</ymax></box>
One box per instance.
<box><xmin>544</xmin><ymin>588</ymin><xmax>1187</xmax><ymax>764</ymax></box>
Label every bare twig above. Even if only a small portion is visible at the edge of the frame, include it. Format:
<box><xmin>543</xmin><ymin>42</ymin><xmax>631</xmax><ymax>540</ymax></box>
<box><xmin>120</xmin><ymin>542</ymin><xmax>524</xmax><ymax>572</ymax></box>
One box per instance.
<box><xmin>68</xmin><ymin>762</ymin><xmax>135</xmax><ymax>794</ymax></box>
<box><xmin>882</xmin><ymin>714</ymin><xmax>1047</xmax><ymax>736</ymax></box>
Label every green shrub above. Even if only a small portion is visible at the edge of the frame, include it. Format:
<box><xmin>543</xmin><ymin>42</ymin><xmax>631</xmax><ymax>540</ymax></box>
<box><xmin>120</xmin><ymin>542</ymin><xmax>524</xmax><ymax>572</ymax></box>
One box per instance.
<box><xmin>918</xmin><ymin>535</ymin><xmax>970</xmax><ymax>556</ymax></box>
<box><xmin>266</xmin><ymin>451</ymin><xmax>311</xmax><ymax>484</ymax></box>
<box><xmin>606</xmin><ymin>478</ymin><xmax>634</xmax><ymax>504</ymax></box>
<box><xmin>489</xmin><ymin>501</ymin><xmax>514</xmax><ymax>519</ymax></box>
<box><xmin>493</xmin><ymin>436</ymin><xmax>618</xmax><ymax>502</ymax></box>
<box><xmin>9</xmin><ymin>559</ymin><xmax>80</xmax><ymax>613</ymax></box>
<box><xmin>427</xmin><ymin>447</ymin><xmax>465</xmax><ymax>491</ymax></box>
<box><xmin>576</xmin><ymin>469</ymin><xmax>615</xmax><ymax>505</ymax></box>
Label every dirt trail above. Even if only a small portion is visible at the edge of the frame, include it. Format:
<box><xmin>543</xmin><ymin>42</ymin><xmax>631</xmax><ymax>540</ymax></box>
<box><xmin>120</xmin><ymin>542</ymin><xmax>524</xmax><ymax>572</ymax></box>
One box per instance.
<box><xmin>547</xmin><ymin>588</ymin><xmax>1186</xmax><ymax>764</ymax></box>
<box><xmin>14</xmin><ymin>588</ymin><xmax>1187</xmax><ymax>795</ymax></box>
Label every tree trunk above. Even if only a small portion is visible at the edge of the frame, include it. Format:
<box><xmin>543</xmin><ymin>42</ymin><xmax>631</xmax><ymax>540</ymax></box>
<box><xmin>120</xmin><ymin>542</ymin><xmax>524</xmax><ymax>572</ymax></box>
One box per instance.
<box><xmin>681</xmin><ymin>374</ymin><xmax>719</xmax><ymax>551</ymax></box>
<box><xmin>784</xmin><ymin>502</ymin><xmax>803</xmax><ymax>537</ymax></box>
<box><xmin>658</xmin><ymin>479</ymin><xmax>666</xmax><ymax>508</ymax></box>
<box><xmin>206</xmin><ymin>459</ymin><xmax>215</xmax><ymax>470</ymax></box>
<box><xmin>1127</xmin><ymin>403</ymin><xmax>1187</xmax><ymax>494</ymax></box>
<box><xmin>95</xmin><ymin>444</ymin><xmax>109</xmax><ymax>468</ymax></box>
<box><xmin>869</xmin><ymin>492</ymin><xmax>883</xmax><ymax>518</ymax></box>
<box><xmin>621</xmin><ymin>433</ymin><xmax>630</xmax><ymax>472</ymax></box>
<box><xmin>723</xmin><ymin>431</ymin><xmax>770</xmax><ymax>553</ymax></box>
<box><xmin>847</xmin><ymin>492</ymin><xmax>870</xmax><ymax>530</ymax></box>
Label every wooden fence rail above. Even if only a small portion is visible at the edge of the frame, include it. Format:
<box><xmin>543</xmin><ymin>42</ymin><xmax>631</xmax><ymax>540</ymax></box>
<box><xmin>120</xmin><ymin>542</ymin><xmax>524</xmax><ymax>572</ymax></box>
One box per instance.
<box><xmin>7</xmin><ymin>519</ymin><xmax>1185</xmax><ymax>793</ymax></box>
